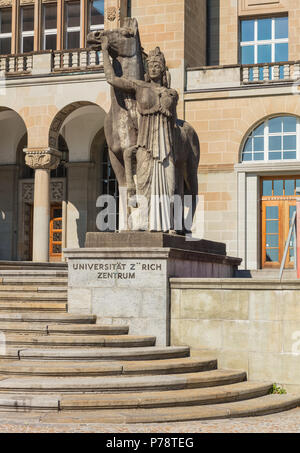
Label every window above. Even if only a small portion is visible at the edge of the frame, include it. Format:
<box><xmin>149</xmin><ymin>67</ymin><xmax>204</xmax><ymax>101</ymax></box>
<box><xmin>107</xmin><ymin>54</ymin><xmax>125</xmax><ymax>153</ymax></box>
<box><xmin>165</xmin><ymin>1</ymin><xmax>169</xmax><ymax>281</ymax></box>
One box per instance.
<box><xmin>42</xmin><ymin>3</ymin><xmax>57</xmax><ymax>50</ymax></box>
<box><xmin>89</xmin><ymin>0</ymin><xmax>104</xmax><ymax>31</ymax></box>
<box><xmin>65</xmin><ymin>1</ymin><xmax>80</xmax><ymax>49</ymax></box>
<box><xmin>0</xmin><ymin>8</ymin><xmax>11</xmax><ymax>55</ymax></box>
<box><xmin>240</xmin><ymin>17</ymin><xmax>288</xmax><ymax>79</ymax></box>
<box><xmin>242</xmin><ymin>116</ymin><xmax>299</xmax><ymax>162</ymax></box>
<box><xmin>20</xmin><ymin>6</ymin><xmax>34</xmax><ymax>53</ymax></box>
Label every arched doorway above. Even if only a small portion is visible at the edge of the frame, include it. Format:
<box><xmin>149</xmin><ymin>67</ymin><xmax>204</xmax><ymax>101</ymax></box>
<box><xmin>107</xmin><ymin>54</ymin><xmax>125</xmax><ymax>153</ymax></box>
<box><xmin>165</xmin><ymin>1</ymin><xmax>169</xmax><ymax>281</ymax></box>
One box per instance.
<box><xmin>240</xmin><ymin>114</ymin><xmax>300</xmax><ymax>269</ymax></box>
<box><xmin>0</xmin><ymin>108</ymin><xmax>27</xmax><ymax>261</ymax></box>
<box><xmin>49</xmin><ymin>102</ymin><xmax>106</xmax><ymax>250</ymax></box>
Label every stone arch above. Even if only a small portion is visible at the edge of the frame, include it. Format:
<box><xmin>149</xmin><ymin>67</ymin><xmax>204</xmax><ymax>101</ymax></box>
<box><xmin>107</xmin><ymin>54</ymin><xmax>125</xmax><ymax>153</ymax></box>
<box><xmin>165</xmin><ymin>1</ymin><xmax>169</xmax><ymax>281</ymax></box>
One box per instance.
<box><xmin>48</xmin><ymin>101</ymin><xmax>98</xmax><ymax>150</ymax></box>
<box><xmin>0</xmin><ymin>108</ymin><xmax>27</xmax><ymax>165</ymax></box>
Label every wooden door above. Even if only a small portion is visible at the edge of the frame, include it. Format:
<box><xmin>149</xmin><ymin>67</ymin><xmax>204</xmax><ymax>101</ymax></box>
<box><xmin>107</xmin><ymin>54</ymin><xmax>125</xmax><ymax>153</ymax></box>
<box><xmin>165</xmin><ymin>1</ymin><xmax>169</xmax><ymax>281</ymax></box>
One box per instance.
<box><xmin>262</xmin><ymin>200</ymin><xmax>282</xmax><ymax>268</ymax></box>
<box><xmin>49</xmin><ymin>204</ymin><xmax>63</xmax><ymax>262</ymax></box>
<box><xmin>261</xmin><ymin>177</ymin><xmax>298</xmax><ymax>269</ymax></box>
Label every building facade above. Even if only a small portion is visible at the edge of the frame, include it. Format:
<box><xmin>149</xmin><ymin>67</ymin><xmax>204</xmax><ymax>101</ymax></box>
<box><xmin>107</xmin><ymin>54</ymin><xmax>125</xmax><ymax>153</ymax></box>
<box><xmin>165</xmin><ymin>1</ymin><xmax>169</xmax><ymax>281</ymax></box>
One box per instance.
<box><xmin>0</xmin><ymin>0</ymin><xmax>299</xmax><ymax>271</ymax></box>
<box><xmin>189</xmin><ymin>0</ymin><xmax>300</xmax><ymax>271</ymax></box>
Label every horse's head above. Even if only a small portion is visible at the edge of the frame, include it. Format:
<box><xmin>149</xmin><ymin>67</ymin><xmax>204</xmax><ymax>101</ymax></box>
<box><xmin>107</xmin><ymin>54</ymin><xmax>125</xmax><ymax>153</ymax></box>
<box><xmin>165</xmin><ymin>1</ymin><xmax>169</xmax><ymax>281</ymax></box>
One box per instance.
<box><xmin>87</xmin><ymin>17</ymin><xmax>140</xmax><ymax>58</ymax></box>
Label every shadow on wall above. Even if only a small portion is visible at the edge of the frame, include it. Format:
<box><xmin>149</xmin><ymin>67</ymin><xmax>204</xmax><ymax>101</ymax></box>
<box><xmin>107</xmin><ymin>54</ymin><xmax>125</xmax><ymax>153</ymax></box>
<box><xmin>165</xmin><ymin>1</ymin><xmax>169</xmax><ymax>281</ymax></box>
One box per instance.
<box><xmin>207</xmin><ymin>0</ymin><xmax>220</xmax><ymax>66</ymax></box>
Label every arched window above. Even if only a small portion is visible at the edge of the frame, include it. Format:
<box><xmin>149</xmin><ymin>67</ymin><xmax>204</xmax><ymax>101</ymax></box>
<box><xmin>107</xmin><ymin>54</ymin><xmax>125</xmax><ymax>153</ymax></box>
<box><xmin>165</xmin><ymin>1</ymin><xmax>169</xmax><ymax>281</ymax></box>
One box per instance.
<box><xmin>242</xmin><ymin>115</ymin><xmax>299</xmax><ymax>162</ymax></box>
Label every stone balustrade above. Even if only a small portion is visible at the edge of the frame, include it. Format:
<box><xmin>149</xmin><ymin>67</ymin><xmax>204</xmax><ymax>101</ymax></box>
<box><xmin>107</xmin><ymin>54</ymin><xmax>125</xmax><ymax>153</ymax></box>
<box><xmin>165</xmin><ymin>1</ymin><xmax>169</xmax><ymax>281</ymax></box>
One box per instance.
<box><xmin>52</xmin><ymin>49</ymin><xmax>103</xmax><ymax>72</ymax></box>
<box><xmin>0</xmin><ymin>49</ymin><xmax>104</xmax><ymax>77</ymax></box>
<box><xmin>1</xmin><ymin>51</ymin><xmax>298</xmax><ymax>87</ymax></box>
<box><xmin>241</xmin><ymin>61</ymin><xmax>300</xmax><ymax>84</ymax></box>
<box><xmin>0</xmin><ymin>54</ymin><xmax>33</xmax><ymax>75</ymax></box>
<box><xmin>186</xmin><ymin>61</ymin><xmax>300</xmax><ymax>91</ymax></box>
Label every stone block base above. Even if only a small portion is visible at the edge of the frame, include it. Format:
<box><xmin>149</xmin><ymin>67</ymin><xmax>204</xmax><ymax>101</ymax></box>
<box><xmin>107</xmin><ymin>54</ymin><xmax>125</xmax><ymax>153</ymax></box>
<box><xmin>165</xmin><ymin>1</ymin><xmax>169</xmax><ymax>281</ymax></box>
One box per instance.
<box><xmin>64</xmin><ymin>233</ymin><xmax>241</xmax><ymax>346</ymax></box>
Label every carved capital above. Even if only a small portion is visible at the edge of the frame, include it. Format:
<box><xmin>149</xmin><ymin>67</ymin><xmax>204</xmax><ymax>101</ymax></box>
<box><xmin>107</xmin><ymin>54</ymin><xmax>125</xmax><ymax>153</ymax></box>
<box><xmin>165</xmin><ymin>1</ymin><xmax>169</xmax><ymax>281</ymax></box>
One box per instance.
<box><xmin>24</xmin><ymin>148</ymin><xmax>62</xmax><ymax>170</ymax></box>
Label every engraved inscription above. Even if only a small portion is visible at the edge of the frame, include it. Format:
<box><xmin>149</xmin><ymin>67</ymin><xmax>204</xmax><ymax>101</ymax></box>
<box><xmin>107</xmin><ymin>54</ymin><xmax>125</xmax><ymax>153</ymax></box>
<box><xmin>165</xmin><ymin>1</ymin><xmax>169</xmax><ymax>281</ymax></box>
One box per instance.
<box><xmin>72</xmin><ymin>261</ymin><xmax>163</xmax><ymax>281</ymax></box>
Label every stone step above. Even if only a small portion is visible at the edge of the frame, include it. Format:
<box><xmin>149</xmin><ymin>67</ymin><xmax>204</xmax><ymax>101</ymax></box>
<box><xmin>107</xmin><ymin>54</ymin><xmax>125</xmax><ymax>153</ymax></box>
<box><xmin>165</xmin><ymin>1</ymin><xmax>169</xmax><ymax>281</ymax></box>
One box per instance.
<box><xmin>0</xmin><ymin>303</ymin><xmax>67</xmax><ymax>312</ymax></box>
<box><xmin>37</xmin><ymin>395</ymin><xmax>300</xmax><ymax>423</ymax></box>
<box><xmin>6</xmin><ymin>346</ymin><xmax>191</xmax><ymax>361</ymax></box>
<box><xmin>235</xmin><ymin>269</ymin><xmax>297</xmax><ymax>280</ymax></box>
<box><xmin>0</xmin><ymin>381</ymin><xmax>272</xmax><ymax>411</ymax></box>
<box><xmin>0</xmin><ymin>270</ymin><xmax>68</xmax><ymax>276</ymax></box>
<box><xmin>60</xmin><ymin>381</ymin><xmax>272</xmax><ymax>409</ymax></box>
<box><xmin>0</xmin><ymin>260</ymin><xmax>68</xmax><ymax>271</ymax></box>
<box><xmin>0</xmin><ymin>322</ymin><xmax>129</xmax><ymax>336</ymax></box>
<box><xmin>0</xmin><ymin>357</ymin><xmax>216</xmax><ymax>377</ymax></box>
<box><xmin>0</xmin><ymin>278</ymin><xmax>67</xmax><ymax>287</ymax></box>
<box><xmin>0</xmin><ymin>293</ymin><xmax>67</xmax><ymax>300</ymax></box>
<box><xmin>4</xmin><ymin>334</ymin><xmax>156</xmax><ymax>348</ymax></box>
<box><xmin>0</xmin><ymin>286</ymin><xmax>67</xmax><ymax>293</ymax></box>
<box><xmin>0</xmin><ymin>313</ymin><xmax>96</xmax><ymax>324</ymax></box>
<box><xmin>0</xmin><ymin>369</ymin><xmax>246</xmax><ymax>393</ymax></box>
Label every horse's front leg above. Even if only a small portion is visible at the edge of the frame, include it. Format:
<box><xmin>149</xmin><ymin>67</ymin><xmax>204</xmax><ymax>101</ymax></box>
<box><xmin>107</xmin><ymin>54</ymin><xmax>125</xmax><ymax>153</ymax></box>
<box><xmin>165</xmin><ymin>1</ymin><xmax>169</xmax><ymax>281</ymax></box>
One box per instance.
<box><xmin>124</xmin><ymin>146</ymin><xmax>137</xmax><ymax>198</ymax></box>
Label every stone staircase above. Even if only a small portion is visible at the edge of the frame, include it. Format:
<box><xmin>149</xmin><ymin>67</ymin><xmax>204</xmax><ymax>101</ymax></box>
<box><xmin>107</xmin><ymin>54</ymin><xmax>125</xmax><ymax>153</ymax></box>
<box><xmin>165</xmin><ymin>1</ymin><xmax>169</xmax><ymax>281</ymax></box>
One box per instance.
<box><xmin>0</xmin><ymin>265</ymin><xmax>299</xmax><ymax>424</ymax></box>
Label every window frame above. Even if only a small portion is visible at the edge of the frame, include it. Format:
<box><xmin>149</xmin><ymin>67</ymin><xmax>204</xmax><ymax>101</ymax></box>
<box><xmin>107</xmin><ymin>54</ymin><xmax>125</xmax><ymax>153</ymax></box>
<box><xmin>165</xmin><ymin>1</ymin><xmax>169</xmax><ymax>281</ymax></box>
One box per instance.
<box><xmin>0</xmin><ymin>7</ymin><xmax>12</xmax><ymax>55</ymax></box>
<box><xmin>240</xmin><ymin>16</ymin><xmax>289</xmax><ymax>65</ymax></box>
<box><xmin>20</xmin><ymin>5</ymin><xmax>35</xmax><ymax>53</ymax></box>
<box><xmin>65</xmin><ymin>0</ymin><xmax>81</xmax><ymax>49</ymax></box>
<box><xmin>241</xmin><ymin>116</ymin><xmax>300</xmax><ymax>163</ymax></box>
<box><xmin>42</xmin><ymin>3</ymin><xmax>57</xmax><ymax>51</ymax></box>
<box><xmin>89</xmin><ymin>0</ymin><xmax>104</xmax><ymax>32</ymax></box>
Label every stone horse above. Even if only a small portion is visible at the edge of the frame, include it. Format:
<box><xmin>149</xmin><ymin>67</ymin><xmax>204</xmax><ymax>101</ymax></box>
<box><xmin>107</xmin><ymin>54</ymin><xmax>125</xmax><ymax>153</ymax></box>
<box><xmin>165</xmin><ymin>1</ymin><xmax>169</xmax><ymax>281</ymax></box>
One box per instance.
<box><xmin>87</xmin><ymin>18</ymin><xmax>200</xmax><ymax>229</ymax></box>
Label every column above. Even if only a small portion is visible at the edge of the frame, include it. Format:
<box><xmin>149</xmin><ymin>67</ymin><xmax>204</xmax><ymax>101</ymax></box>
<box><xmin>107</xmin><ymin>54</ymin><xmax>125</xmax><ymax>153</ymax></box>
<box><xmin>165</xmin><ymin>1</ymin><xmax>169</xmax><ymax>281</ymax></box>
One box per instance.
<box><xmin>237</xmin><ymin>171</ymin><xmax>246</xmax><ymax>270</ymax></box>
<box><xmin>80</xmin><ymin>0</ymin><xmax>88</xmax><ymax>48</ymax></box>
<box><xmin>24</xmin><ymin>148</ymin><xmax>62</xmax><ymax>262</ymax></box>
<box><xmin>11</xmin><ymin>0</ymin><xmax>20</xmax><ymax>54</ymax></box>
<box><xmin>34</xmin><ymin>0</ymin><xmax>42</xmax><ymax>51</ymax></box>
<box><xmin>246</xmin><ymin>175</ymin><xmax>259</xmax><ymax>270</ymax></box>
<box><xmin>57</xmin><ymin>0</ymin><xmax>65</xmax><ymax>50</ymax></box>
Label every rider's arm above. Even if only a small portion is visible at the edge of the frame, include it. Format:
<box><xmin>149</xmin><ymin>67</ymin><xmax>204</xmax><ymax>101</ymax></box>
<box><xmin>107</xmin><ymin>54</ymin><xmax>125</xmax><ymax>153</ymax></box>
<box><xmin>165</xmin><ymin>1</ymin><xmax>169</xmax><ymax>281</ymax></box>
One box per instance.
<box><xmin>102</xmin><ymin>37</ymin><xmax>136</xmax><ymax>93</ymax></box>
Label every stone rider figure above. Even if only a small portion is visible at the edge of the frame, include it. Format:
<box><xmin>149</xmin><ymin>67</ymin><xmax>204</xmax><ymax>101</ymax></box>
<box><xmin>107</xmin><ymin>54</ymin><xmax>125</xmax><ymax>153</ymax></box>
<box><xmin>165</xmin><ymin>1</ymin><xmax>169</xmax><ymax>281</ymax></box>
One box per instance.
<box><xmin>102</xmin><ymin>35</ymin><xmax>179</xmax><ymax>232</ymax></box>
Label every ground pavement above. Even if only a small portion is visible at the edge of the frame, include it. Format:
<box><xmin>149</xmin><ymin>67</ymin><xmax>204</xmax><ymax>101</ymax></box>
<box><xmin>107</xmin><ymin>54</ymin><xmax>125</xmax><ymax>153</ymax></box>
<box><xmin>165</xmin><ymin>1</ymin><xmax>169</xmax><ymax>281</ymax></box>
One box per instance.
<box><xmin>0</xmin><ymin>408</ymin><xmax>300</xmax><ymax>433</ymax></box>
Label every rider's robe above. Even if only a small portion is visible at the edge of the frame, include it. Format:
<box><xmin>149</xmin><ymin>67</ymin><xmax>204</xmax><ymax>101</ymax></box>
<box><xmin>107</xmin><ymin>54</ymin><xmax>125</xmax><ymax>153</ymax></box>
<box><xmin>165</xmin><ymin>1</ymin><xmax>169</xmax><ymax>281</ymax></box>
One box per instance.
<box><xmin>132</xmin><ymin>80</ymin><xmax>179</xmax><ymax>231</ymax></box>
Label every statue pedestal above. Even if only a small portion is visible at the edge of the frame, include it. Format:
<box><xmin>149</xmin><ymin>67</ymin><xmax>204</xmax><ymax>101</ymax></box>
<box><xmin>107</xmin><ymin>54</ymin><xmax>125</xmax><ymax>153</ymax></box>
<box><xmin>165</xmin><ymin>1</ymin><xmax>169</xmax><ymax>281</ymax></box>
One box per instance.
<box><xmin>64</xmin><ymin>233</ymin><xmax>241</xmax><ymax>346</ymax></box>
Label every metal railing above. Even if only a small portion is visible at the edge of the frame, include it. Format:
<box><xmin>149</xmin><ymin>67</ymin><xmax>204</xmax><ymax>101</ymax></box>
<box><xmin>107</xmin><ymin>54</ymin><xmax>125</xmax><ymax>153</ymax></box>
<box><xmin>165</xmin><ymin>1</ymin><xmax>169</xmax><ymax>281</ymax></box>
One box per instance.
<box><xmin>279</xmin><ymin>210</ymin><xmax>297</xmax><ymax>282</ymax></box>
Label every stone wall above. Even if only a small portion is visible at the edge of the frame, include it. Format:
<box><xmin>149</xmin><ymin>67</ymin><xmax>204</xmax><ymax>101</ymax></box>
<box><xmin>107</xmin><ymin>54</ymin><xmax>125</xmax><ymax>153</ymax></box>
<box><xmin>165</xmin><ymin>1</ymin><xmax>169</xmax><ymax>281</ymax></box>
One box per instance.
<box><xmin>171</xmin><ymin>278</ymin><xmax>300</xmax><ymax>393</ymax></box>
<box><xmin>131</xmin><ymin>0</ymin><xmax>185</xmax><ymax>70</ymax></box>
<box><xmin>130</xmin><ymin>0</ymin><xmax>186</xmax><ymax>117</ymax></box>
<box><xmin>197</xmin><ymin>171</ymin><xmax>237</xmax><ymax>258</ymax></box>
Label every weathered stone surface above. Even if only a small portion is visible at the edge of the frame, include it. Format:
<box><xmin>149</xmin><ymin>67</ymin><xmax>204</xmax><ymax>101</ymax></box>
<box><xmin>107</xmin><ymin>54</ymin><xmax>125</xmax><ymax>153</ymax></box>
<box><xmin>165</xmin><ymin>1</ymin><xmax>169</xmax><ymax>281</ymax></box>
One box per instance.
<box><xmin>65</xmin><ymin>241</ymin><xmax>240</xmax><ymax>346</ymax></box>
<box><xmin>170</xmin><ymin>278</ymin><xmax>300</xmax><ymax>391</ymax></box>
<box><xmin>85</xmin><ymin>232</ymin><xmax>227</xmax><ymax>255</ymax></box>
<box><xmin>87</xmin><ymin>19</ymin><xmax>200</xmax><ymax>232</ymax></box>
